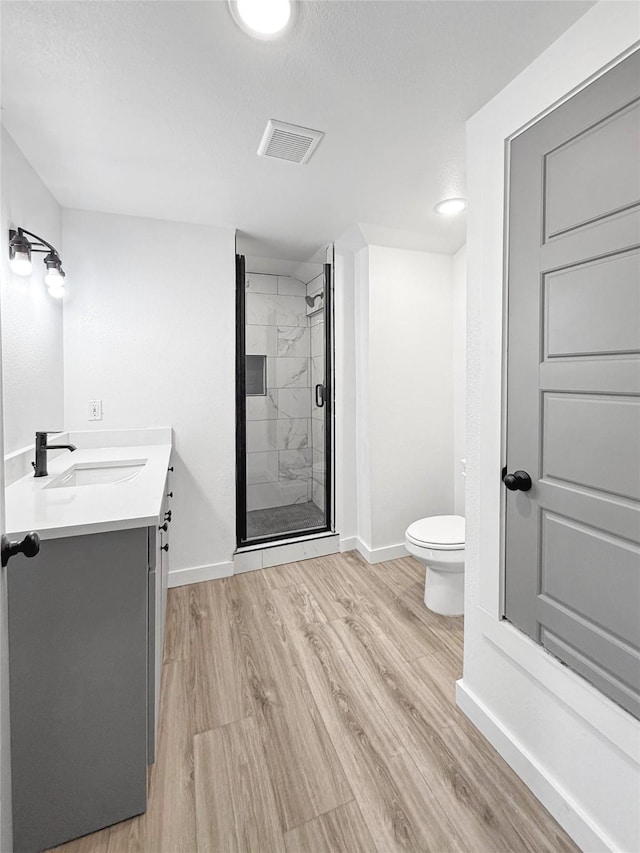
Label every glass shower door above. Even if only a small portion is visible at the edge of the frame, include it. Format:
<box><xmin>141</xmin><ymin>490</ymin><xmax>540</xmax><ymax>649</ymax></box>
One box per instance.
<box><xmin>236</xmin><ymin>254</ymin><xmax>333</xmax><ymax>547</ymax></box>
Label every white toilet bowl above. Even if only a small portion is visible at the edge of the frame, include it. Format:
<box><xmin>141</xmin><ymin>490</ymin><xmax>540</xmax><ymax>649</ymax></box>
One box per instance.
<box><xmin>404</xmin><ymin>515</ymin><xmax>465</xmax><ymax>616</ymax></box>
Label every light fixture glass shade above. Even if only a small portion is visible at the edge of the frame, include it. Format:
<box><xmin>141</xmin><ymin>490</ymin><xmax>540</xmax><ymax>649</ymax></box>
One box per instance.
<box><xmin>9</xmin><ymin>231</ymin><xmax>33</xmax><ymax>275</ymax></box>
<box><xmin>44</xmin><ymin>266</ymin><xmax>64</xmax><ymax>288</ymax></box>
<box><xmin>434</xmin><ymin>198</ymin><xmax>467</xmax><ymax>216</ymax></box>
<box><xmin>47</xmin><ymin>282</ymin><xmax>65</xmax><ymax>299</ymax></box>
<box><xmin>230</xmin><ymin>0</ymin><xmax>292</xmax><ymax>38</ymax></box>
<box><xmin>9</xmin><ymin>251</ymin><xmax>33</xmax><ymax>276</ymax></box>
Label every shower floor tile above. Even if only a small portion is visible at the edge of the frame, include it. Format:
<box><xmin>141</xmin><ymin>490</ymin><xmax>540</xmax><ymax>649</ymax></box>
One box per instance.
<box><xmin>246</xmin><ymin>501</ymin><xmax>325</xmax><ymax>540</ymax></box>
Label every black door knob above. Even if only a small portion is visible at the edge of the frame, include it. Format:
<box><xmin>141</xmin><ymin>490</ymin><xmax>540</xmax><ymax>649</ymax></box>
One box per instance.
<box><xmin>167</xmin><ymin>491</ymin><xmax>173</xmax><ymax>499</ymax></box>
<box><xmin>168</xmin><ymin>466</ymin><xmax>174</xmax><ymax>472</ymax></box>
<box><xmin>503</xmin><ymin>470</ymin><xmax>533</xmax><ymax>492</ymax></box>
<box><xmin>1</xmin><ymin>531</ymin><xmax>41</xmax><ymax>568</ymax></box>
<box><xmin>161</xmin><ymin>544</ymin><xmax>169</xmax><ymax>552</ymax></box>
<box><xmin>165</xmin><ymin>510</ymin><xmax>172</xmax><ymax>522</ymax></box>
<box><xmin>159</xmin><ymin>523</ymin><xmax>168</xmax><ymax>532</ymax></box>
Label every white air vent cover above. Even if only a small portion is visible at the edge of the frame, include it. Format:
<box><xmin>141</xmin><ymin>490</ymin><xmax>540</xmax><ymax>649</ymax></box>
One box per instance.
<box><xmin>257</xmin><ymin>120</ymin><xmax>324</xmax><ymax>164</ymax></box>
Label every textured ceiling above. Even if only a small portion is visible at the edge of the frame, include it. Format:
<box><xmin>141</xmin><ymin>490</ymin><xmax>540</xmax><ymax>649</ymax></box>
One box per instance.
<box><xmin>1</xmin><ymin>0</ymin><xmax>595</xmax><ymax>260</ymax></box>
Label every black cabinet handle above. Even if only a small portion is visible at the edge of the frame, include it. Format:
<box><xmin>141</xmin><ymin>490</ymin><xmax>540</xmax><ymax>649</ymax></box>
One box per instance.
<box><xmin>167</xmin><ymin>491</ymin><xmax>173</xmax><ymax>499</ymax></box>
<box><xmin>1</xmin><ymin>531</ymin><xmax>41</xmax><ymax>568</ymax></box>
<box><xmin>502</xmin><ymin>470</ymin><xmax>533</xmax><ymax>492</ymax></box>
<box><xmin>165</xmin><ymin>510</ymin><xmax>172</xmax><ymax>522</ymax></box>
<box><xmin>168</xmin><ymin>466</ymin><xmax>174</xmax><ymax>472</ymax></box>
<box><xmin>315</xmin><ymin>384</ymin><xmax>325</xmax><ymax>408</ymax></box>
<box><xmin>159</xmin><ymin>523</ymin><xmax>168</xmax><ymax>532</ymax></box>
<box><xmin>161</xmin><ymin>544</ymin><xmax>169</xmax><ymax>552</ymax></box>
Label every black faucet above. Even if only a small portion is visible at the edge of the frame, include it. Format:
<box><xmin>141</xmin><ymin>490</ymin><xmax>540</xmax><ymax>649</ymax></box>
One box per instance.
<box><xmin>33</xmin><ymin>431</ymin><xmax>77</xmax><ymax>478</ymax></box>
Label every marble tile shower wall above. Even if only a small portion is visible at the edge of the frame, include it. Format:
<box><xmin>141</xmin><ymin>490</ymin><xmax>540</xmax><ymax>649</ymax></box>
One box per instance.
<box><xmin>307</xmin><ymin>272</ymin><xmax>326</xmax><ymax>513</ymax></box>
<box><xmin>245</xmin><ymin>273</ymin><xmax>312</xmax><ymax>511</ymax></box>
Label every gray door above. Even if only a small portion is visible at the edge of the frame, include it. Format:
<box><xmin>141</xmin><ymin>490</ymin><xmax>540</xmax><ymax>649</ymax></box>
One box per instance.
<box><xmin>504</xmin><ymin>50</ymin><xmax>640</xmax><ymax>719</ymax></box>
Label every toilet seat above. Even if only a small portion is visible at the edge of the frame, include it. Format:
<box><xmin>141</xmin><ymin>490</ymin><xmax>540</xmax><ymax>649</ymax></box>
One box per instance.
<box><xmin>405</xmin><ymin>515</ymin><xmax>465</xmax><ymax>550</ymax></box>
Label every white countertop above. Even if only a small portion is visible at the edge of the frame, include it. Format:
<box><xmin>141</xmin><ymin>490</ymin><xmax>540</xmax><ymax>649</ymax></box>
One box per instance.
<box><xmin>5</xmin><ymin>439</ymin><xmax>173</xmax><ymax>541</ymax></box>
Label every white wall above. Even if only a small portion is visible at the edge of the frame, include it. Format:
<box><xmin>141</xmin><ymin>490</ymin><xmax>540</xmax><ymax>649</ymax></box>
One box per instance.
<box><xmin>452</xmin><ymin>245</ymin><xmax>466</xmax><ymax>515</ymax></box>
<box><xmin>354</xmin><ymin>244</ymin><xmax>455</xmax><ymax>559</ymax></box>
<box><xmin>460</xmin><ymin>4</ymin><xmax>640</xmax><ymax>852</ymax></box>
<box><xmin>0</xmin><ymin>125</ymin><xmax>64</xmax><ymax>853</ymax></box>
<box><xmin>62</xmin><ymin>209</ymin><xmax>237</xmax><ymax>579</ymax></box>
<box><xmin>354</xmin><ymin>245</ymin><xmax>372</xmax><ymax>551</ymax></box>
<box><xmin>1</xmin><ymin>127</ymin><xmax>64</xmax><ymax>454</ymax></box>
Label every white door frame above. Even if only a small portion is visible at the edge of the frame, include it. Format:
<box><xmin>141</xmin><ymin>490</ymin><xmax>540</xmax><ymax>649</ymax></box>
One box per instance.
<box><xmin>487</xmin><ymin>44</ymin><xmax>640</xmax><ymax>762</ymax></box>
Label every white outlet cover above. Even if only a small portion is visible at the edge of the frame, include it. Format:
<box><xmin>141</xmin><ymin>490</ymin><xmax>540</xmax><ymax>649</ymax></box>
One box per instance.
<box><xmin>88</xmin><ymin>399</ymin><xmax>103</xmax><ymax>421</ymax></box>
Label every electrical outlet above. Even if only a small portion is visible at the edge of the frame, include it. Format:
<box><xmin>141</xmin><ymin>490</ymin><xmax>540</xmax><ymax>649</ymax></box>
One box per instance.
<box><xmin>88</xmin><ymin>400</ymin><xmax>102</xmax><ymax>421</ymax></box>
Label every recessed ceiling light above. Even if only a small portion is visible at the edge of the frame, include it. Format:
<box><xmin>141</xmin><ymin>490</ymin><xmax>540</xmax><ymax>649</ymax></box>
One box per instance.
<box><xmin>229</xmin><ymin>0</ymin><xmax>294</xmax><ymax>40</ymax></box>
<box><xmin>434</xmin><ymin>198</ymin><xmax>467</xmax><ymax>217</ymax></box>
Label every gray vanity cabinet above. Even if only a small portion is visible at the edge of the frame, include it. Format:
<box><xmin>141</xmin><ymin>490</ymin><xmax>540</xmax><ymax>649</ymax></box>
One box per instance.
<box><xmin>8</xmin><ymin>526</ymin><xmax>152</xmax><ymax>852</ymax></box>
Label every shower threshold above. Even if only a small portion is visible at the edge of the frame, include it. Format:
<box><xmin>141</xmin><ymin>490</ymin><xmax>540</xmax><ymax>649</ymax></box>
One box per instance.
<box><xmin>236</xmin><ymin>528</ymin><xmax>336</xmax><ymax>555</ymax></box>
<box><xmin>234</xmin><ymin>528</ymin><xmax>340</xmax><ymax>573</ymax></box>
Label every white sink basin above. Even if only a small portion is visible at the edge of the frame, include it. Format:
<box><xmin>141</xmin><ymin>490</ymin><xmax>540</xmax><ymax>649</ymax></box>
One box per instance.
<box><xmin>45</xmin><ymin>460</ymin><xmax>147</xmax><ymax>488</ymax></box>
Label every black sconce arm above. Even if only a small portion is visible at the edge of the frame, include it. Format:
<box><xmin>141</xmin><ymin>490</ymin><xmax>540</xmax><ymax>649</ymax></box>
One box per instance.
<box><xmin>10</xmin><ymin>227</ymin><xmax>60</xmax><ymax>257</ymax></box>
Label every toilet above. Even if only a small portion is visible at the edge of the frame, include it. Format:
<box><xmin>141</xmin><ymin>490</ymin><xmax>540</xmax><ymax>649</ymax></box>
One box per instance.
<box><xmin>404</xmin><ymin>515</ymin><xmax>465</xmax><ymax>616</ymax></box>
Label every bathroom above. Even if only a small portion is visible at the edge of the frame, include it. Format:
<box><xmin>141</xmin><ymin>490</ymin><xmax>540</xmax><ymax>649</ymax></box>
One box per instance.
<box><xmin>0</xmin><ymin>2</ymin><xmax>638</xmax><ymax>852</ymax></box>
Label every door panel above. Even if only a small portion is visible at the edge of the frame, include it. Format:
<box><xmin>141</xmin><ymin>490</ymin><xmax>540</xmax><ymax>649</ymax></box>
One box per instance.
<box><xmin>544</xmin><ymin>100</ymin><xmax>640</xmax><ymax>237</ymax></box>
<box><xmin>544</xmin><ymin>250</ymin><xmax>640</xmax><ymax>358</ymax></box>
<box><xmin>537</xmin><ymin>605</ymin><xmax>638</xmax><ymax>699</ymax></box>
<box><xmin>542</xmin><ymin>393</ymin><xmax>640</xmax><ymax>500</ymax></box>
<box><xmin>541</xmin><ymin>512</ymin><xmax>640</xmax><ymax>646</ymax></box>
<box><xmin>504</xmin><ymin>50</ymin><xmax>640</xmax><ymax>719</ymax></box>
<box><xmin>541</xmin><ymin>630</ymin><xmax>638</xmax><ymax>715</ymax></box>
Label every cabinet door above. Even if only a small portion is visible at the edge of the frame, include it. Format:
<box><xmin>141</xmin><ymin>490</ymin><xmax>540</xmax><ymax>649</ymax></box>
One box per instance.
<box><xmin>147</xmin><ymin>524</ymin><xmax>163</xmax><ymax>764</ymax></box>
<box><xmin>8</xmin><ymin>529</ymin><xmax>148</xmax><ymax>851</ymax></box>
<box><xmin>160</xmin><ymin>501</ymin><xmax>169</xmax><ymax>636</ymax></box>
<box><xmin>148</xmin><ymin>470</ymin><xmax>172</xmax><ymax>763</ymax></box>
<box><xmin>162</xmin><ymin>467</ymin><xmax>172</xmax><ymax>632</ymax></box>
<box><xmin>147</xmin><ymin>532</ymin><xmax>157</xmax><ymax>765</ymax></box>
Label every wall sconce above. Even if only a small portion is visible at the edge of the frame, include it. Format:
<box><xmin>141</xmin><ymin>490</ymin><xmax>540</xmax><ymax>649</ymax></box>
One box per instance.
<box><xmin>9</xmin><ymin>227</ymin><xmax>67</xmax><ymax>299</ymax></box>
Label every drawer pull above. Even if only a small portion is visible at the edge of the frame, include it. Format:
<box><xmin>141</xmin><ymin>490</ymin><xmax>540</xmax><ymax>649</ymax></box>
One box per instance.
<box><xmin>1</xmin><ymin>531</ymin><xmax>40</xmax><ymax>568</ymax></box>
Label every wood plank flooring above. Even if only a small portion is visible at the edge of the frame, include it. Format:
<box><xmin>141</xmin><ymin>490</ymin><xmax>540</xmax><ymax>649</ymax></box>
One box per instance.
<box><xmin>50</xmin><ymin>551</ymin><xmax>579</xmax><ymax>853</ymax></box>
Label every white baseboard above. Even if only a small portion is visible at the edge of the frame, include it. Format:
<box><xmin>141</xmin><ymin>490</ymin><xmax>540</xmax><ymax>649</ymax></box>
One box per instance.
<box><xmin>169</xmin><ymin>539</ymin><xmax>407</xmax><ymax>585</ymax></box>
<box><xmin>456</xmin><ymin>680</ymin><xmax>616</xmax><ymax>853</ymax></box>
<box><xmin>168</xmin><ymin>561</ymin><xmax>234</xmax><ymax>588</ymax></box>
<box><xmin>356</xmin><ymin>539</ymin><xmax>408</xmax><ymax>564</ymax></box>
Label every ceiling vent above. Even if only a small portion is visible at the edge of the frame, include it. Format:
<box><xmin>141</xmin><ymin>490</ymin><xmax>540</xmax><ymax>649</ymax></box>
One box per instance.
<box><xmin>257</xmin><ymin>120</ymin><xmax>324</xmax><ymax>165</ymax></box>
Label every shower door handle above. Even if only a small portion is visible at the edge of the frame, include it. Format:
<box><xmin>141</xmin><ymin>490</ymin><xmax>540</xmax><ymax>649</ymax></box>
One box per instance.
<box><xmin>315</xmin><ymin>384</ymin><xmax>325</xmax><ymax>408</ymax></box>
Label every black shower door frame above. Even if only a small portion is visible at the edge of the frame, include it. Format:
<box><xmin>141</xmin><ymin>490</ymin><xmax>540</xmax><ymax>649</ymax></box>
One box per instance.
<box><xmin>235</xmin><ymin>254</ymin><xmax>334</xmax><ymax>548</ymax></box>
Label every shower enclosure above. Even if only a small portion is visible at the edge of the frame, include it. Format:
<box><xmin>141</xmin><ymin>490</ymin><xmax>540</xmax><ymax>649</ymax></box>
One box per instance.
<box><xmin>235</xmin><ymin>252</ymin><xmax>333</xmax><ymax>546</ymax></box>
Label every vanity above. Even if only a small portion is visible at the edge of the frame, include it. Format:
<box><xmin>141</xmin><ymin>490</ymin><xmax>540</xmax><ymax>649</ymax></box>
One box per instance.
<box><xmin>4</xmin><ymin>429</ymin><xmax>173</xmax><ymax>852</ymax></box>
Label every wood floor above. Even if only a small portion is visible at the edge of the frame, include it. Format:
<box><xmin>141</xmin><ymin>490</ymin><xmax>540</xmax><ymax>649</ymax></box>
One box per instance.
<box><xmin>50</xmin><ymin>551</ymin><xmax>579</xmax><ymax>853</ymax></box>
